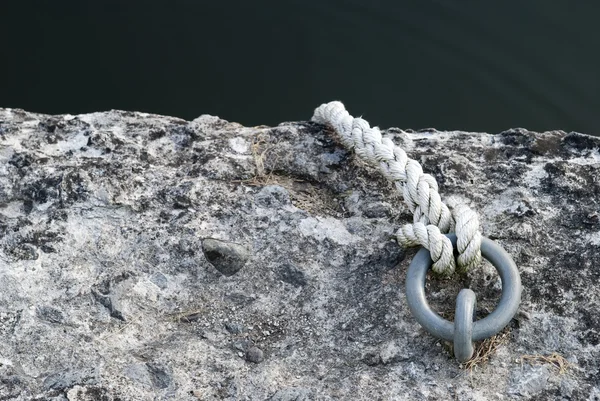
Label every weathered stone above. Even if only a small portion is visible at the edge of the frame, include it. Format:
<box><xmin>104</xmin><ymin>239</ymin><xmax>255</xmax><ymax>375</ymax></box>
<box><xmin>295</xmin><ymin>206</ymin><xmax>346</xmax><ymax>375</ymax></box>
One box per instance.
<box><xmin>278</xmin><ymin>263</ymin><xmax>308</xmax><ymax>287</ymax></box>
<box><xmin>43</xmin><ymin>369</ymin><xmax>99</xmax><ymax>391</ymax></box>
<box><xmin>201</xmin><ymin>238</ymin><xmax>250</xmax><ymax>276</ymax></box>
<box><xmin>245</xmin><ymin>346</ymin><xmax>265</xmax><ymax>363</ymax></box>
<box><xmin>0</xmin><ymin>108</ymin><xmax>599</xmax><ymax>399</ymax></box>
<box><xmin>225</xmin><ymin>321</ymin><xmax>244</xmax><ymax>335</ymax></box>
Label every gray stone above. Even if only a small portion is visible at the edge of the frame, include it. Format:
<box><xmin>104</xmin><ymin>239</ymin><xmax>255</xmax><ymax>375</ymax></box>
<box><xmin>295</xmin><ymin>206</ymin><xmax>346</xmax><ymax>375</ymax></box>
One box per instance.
<box><xmin>245</xmin><ymin>346</ymin><xmax>265</xmax><ymax>363</ymax></box>
<box><xmin>123</xmin><ymin>363</ymin><xmax>171</xmax><ymax>390</ymax></box>
<box><xmin>508</xmin><ymin>365</ymin><xmax>551</xmax><ymax>397</ymax></box>
<box><xmin>225</xmin><ymin>321</ymin><xmax>245</xmax><ymax>334</ymax></box>
<box><xmin>201</xmin><ymin>238</ymin><xmax>250</xmax><ymax>276</ymax></box>
<box><xmin>150</xmin><ymin>272</ymin><xmax>168</xmax><ymax>289</ymax></box>
<box><xmin>0</xmin><ymin>108</ymin><xmax>599</xmax><ymax>399</ymax></box>
<box><xmin>36</xmin><ymin>305</ymin><xmax>65</xmax><ymax>324</ymax></box>
<box><xmin>278</xmin><ymin>263</ymin><xmax>308</xmax><ymax>287</ymax></box>
<box><xmin>43</xmin><ymin>368</ymin><xmax>99</xmax><ymax>391</ymax></box>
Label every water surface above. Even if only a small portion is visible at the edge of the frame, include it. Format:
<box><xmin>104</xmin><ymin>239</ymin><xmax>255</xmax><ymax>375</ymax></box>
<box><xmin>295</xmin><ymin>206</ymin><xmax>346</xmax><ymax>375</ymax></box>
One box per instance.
<box><xmin>2</xmin><ymin>1</ymin><xmax>599</xmax><ymax>135</ymax></box>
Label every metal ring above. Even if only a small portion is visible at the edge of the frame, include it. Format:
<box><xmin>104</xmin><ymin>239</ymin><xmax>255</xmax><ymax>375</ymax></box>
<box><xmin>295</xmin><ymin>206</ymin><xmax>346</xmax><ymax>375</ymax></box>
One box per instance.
<box><xmin>405</xmin><ymin>234</ymin><xmax>522</xmax><ymax>343</ymax></box>
<box><xmin>454</xmin><ymin>289</ymin><xmax>476</xmax><ymax>362</ymax></box>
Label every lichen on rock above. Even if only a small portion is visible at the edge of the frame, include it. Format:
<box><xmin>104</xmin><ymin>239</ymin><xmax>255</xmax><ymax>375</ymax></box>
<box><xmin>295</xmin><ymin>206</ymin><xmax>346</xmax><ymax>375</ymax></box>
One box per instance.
<box><xmin>0</xmin><ymin>108</ymin><xmax>599</xmax><ymax>400</ymax></box>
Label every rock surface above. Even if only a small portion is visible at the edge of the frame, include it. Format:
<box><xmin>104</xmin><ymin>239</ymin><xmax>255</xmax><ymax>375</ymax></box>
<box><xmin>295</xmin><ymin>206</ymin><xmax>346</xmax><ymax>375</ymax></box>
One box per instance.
<box><xmin>0</xmin><ymin>107</ymin><xmax>599</xmax><ymax>400</ymax></box>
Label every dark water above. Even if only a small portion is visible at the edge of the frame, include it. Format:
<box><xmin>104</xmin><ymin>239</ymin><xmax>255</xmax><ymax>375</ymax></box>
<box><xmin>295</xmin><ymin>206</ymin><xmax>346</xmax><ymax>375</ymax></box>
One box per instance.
<box><xmin>2</xmin><ymin>1</ymin><xmax>600</xmax><ymax>135</ymax></box>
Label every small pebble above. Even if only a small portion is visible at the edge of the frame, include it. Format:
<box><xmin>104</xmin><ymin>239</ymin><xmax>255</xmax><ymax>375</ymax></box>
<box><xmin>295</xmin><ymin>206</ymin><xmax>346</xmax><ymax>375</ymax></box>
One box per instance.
<box><xmin>245</xmin><ymin>346</ymin><xmax>264</xmax><ymax>363</ymax></box>
<box><xmin>225</xmin><ymin>322</ymin><xmax>244</xmax><ymax>334</ymax></box>
<box><xmin>201</xmin><ymin>238</ymin><xmax>250</xmax><ymax>276</ymax></box>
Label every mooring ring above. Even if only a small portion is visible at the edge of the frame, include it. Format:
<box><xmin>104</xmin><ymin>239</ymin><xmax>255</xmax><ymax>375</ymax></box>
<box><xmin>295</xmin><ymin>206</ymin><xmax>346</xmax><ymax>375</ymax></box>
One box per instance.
<box><xmin>405</xmin><ymin>234</ymin><xmax>522</xmax><ymax>345</ymax></box>
<box><xmin>454</xmin><ymin>289</ymin><xmax>477</xmax><ymax>362</ymax></box>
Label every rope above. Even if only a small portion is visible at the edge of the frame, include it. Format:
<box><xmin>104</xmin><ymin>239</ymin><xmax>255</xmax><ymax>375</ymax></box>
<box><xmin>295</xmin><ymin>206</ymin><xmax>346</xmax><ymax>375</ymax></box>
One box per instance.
<box><xmin>311</xmin><ymin>101</ymin><xmax>482</xmax><ymax>275</ymax></box>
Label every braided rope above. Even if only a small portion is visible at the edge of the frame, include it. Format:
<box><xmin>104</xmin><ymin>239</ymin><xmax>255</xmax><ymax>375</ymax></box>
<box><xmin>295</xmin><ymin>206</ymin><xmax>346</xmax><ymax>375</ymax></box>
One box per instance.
<box><xmin>311</xmin><ymin>101</ymin><xmax>482</xmax><ymax>275</ymax></box>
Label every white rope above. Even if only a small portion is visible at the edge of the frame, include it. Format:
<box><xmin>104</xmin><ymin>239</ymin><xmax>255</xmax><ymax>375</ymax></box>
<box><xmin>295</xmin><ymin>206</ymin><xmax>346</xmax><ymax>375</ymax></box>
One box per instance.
<box><xmin>311</xmin><ymin>101</ymin><xmax>482</xmax><ymax>275</ymax></box>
